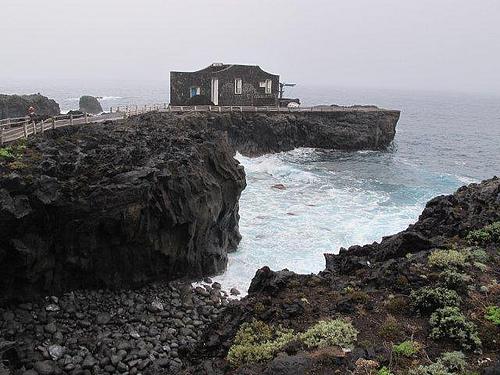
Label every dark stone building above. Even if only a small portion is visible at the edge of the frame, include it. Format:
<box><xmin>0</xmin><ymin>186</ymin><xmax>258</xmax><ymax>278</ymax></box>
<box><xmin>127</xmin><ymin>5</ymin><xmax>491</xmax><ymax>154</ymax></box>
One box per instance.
<box><xmin>170</xmin><ymin>63</ymin><xmax>280</xmax><ymax>106</ymax></box>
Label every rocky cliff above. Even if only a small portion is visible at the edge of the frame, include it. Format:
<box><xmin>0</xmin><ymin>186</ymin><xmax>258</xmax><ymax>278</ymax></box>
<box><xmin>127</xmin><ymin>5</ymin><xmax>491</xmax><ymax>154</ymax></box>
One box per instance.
<box><xmin>324</xmin><ymin>176</ymin><xmax>500</xmax><ymax>275</ymax></box>
<box><xmin>172</xmin><ymin>108</ymin><xmax>400</xmax><ymax>156</ymax></box>
<box><xmin>0</xmin><ymin>93</ymin><xmax>60</xmax><ymax>120</ymax></box>
<box><xmin>184</xmin><ymin>177</ymin><xmax>500</xmax><ymax>375</ymax></box>
<box><xmin>0</xmin><ymin>112</ymin><xmax>245</xmax><ymax>302</ymax></box>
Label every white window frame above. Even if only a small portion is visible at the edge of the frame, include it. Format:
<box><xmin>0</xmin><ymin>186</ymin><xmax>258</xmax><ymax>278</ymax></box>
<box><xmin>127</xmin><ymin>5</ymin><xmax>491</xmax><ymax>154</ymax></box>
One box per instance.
<box><xmin>234</xmin><ymin>78</ymin><xmax>242</xmax><ymax>95</ymax></box>
<box><xmin>265</xmin><ymin>79</ymin><xmax>272</xmax><ymax>94</ymax></box>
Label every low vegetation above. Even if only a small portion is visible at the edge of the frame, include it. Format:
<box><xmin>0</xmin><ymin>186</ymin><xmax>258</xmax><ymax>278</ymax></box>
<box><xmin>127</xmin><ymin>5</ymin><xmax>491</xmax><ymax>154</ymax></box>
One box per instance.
<box><xmin>392</xmin><ymin>340</ymin><xmax>421</xmax><ymax>357</ymax></box>
<box><xmin>484</xmin><ymin>306</ymin><xmax>500</xmax><ymax>326</ymax></box>
<box><xmin>466</xmin><ymin>222</ymin><xmax>500</xmax><ymax>245</ymax></box>
<box><xmin>429</xmin><ymin>307</ymin><xmax>481</xmax><ymax>351</ymax></box>
<box><xmin>227</xmin><ymin>318</ymin><xmax>358</xmax><ymax>366</ymax></box>
<box><xmin>227</xmin><ymin>319</ymin><xmax>295</xmax><ymax>366</ymax></box>
<box><xmin>428</xmin><ymin>248</ymin><xmax>468</xmax><ymax>269</ymax></box>
<box><xmin>410</xmin><ymin>286</ymin><xmax>461</xmax><ymax>314</ymax></box>
<box><xmin>299</xmin><ymin>319</ymin><xmax>358</xmax><ymax>349</ymax></box>
<box><xmin>408</xmin><ymin>351</ymin><xmax>466</xmax><ymax>375</ymax></box>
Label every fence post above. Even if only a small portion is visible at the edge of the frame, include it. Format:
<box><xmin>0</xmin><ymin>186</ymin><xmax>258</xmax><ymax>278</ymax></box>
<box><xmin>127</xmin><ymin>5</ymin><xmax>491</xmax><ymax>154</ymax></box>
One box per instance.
<box><xmin>135</xmin><ymin>105</ymin><xmax>138</xmax><ymax>115</ymax></box>
<box><xmin>218</xmin><ymin>106</ymin><xmax>221</xmax><ymax>113</ymax></box>
<box><xmin>51</xmin><ymin>117</ymin><xmax>55</xmax><ymax>130</ymax></box>
<box><xmin>41</xmin><ymin>120</ymin><xmax>44</xmax><ymax>134</ymax></box>
<box><xmin>70</xmin><ymin>115</ymin><xmax>74</xmax><ymax>126</ymax></box>
<box><xmin>24</xmin><ymin>121</ymin><xmax>28</xmax><ymax>138</ymax></box>
<box><xmin>0</xmin><ymin>127</ymin><xmax>4</xmax><ymax>146</ymax></box>
<box><xmin>110</xmin><ymin>107</ymin><xmax>113</xmax><ymax>113</ymax></box>
<box><xmin>85</xmin><ymin>112</ymin><xmax>88</xmax><ymax>124</ymax></box>
<box><xmin>32</xmin><ymin>121</ymin><xmax>36</xmax><ymax>135</ymax></box>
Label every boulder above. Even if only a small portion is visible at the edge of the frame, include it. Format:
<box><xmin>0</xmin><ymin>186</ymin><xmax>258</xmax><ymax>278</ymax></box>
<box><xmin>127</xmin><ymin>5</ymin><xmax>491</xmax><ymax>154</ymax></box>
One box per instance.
<box><xmin>79</xmin><ymin>96</ymin><xmax>103</xmax><ymax>114</ymax></box>
<box><xmin>0</xmin><ymin>94</ymin><xmax>60</xmax><ymax>120</ymax></box>
<box><xmin>0</xmin><ymin>112</ymin><xmax>246</xmax><ymax>302</ymax></box>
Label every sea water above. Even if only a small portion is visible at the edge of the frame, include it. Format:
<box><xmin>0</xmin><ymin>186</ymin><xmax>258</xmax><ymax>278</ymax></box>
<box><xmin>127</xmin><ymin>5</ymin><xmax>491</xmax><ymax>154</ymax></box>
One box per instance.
<box><xmin>1</xmin><ymin>81</ymin><xmax>499</xmax><ymax>293</ymax></box>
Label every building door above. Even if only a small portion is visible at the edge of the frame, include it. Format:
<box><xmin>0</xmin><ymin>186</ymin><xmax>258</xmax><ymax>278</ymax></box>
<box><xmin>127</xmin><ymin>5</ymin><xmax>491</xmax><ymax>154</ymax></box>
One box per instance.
<box><xmin>211</xmin><ymin>78</ymin><xmax>219</xmax><ymax>105</ymax></box>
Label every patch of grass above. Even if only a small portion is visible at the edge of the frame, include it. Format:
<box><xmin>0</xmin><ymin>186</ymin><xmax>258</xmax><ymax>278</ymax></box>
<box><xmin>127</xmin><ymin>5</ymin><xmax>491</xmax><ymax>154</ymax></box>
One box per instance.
<box><xmin>7</xmin><ymin>160</ymin><xmax>28</xmax><ymax>170</ymax></box>
<box><xmin>0</xmin><ymin>143</ymin><xmax>27</xmax><ymax>162</ymax></box>
<box><xmin>227</xmin><ymin>319</ymin><xmax>296</xmax><ymax>366</ymax></box>
<box><xmin>377</xmin><ymin>367</ymin><xmax>394</xmax><ymax>375</ymax></box>
<box><xmin>348</xmin><ymin>290</ymin><xmax>370</xmax><ymax>304</ymax></box>
<box><xmin>484</xmin><ymin>306</ymin><xmax>500</xmax><ymax>326</ymax></box>
<box><xmin>429</xmin><ymin>307</ymin><xmax>481</xmax><ymax>351</ymax></box>
<box><xmin>410</xmin><ymin>287</ymin><xmax>461</xmax><ymax>315</ymax></box>
<box><xmin>392</xmin><ymin>340</ymin><xmax>421</xmax><ymax>357</ymax></box>
<box><xmin>428</xmin><ymin>249</ymin><xmax>468</xmax><ymax>269</ymax></box>
<box><xmin>299</xmin><ymin>319</ymin><xmax>358</xmax><ymax>349</ymax></box>
<box><xmin>385</xmin><ymin>296</ymin><xmax>408</xmax><ymax>315</ymax></box>
<box><xmin>378</xmin><ymin>315</ymin><xmax>401</xmax><ymax>340</ymax></box>
<box><xmin>466</xmin><ymin>222</ymin><xmax>500</xmax><ymax>245</ymax></box>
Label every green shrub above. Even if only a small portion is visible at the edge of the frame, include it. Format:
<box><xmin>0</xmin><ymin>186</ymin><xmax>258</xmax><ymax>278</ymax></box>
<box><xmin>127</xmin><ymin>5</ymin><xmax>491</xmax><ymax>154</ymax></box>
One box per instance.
<box><xmin>408</xmin><ymin>362</ymin><xmax>451</xmax><ymax>375</ymax></box>
<box><xmin>227</xmin><ymin>319</ymin><xmax>296</xmax><ymax>366</ymax></box>
<box><xmin>465</xmin><ymin>247</ymin><xmax>489</xmax><ymax>263</ymax></box>
<box><xmin>392</xmin><ymin>340</ymin><xmax>421</xmax><ymax>357</ymax></box>
<box><xmin>378</xmin><ymin>366</ymin><xmax>394</xmax><ymax>375</ymax></box>
<box><xmin>410</xmin><ymin>287</ymin><xmax>461</xmax><ymax>314</ymax></box>
<box><xmin>466</xmin><ymin>222</ymin><xmax>500</xmax><ymax>245</ymax></box>
<box><xmin>428</xmin><ymin>249</ymin><xmax>468</xmax><ymax>269</ymax></box>
<box><xmin>0</xmin><ymin>143</ymin><xmax>26</xmax><ymax>161</ymax></box>
<box><xmin>429</xmin><ymin>307</ymin><xmax>481</xmax><ymax>351</ymax></box>
<box><xmin>439</xmin><ymin>351</ymin><xmax>466</xmax><ymax>372</ymax></box>
<box><xmin>485</xmin><ymin>306</ymin><xmax>500</xmax><ymax>326</ymax></box>
<box><xmin>438</xmin><ymin>270</ymin><xmax>471</xmax><ymax>293</ymax></box>
<box><xmin>299</xmin><ymin>319</ymin><xmax>358</xmax><ymax>349</ymax></box>
<box><xmin>408</xmin><ymin>351</ymin><xmax>466</xmax><ymax>374</ymax></box>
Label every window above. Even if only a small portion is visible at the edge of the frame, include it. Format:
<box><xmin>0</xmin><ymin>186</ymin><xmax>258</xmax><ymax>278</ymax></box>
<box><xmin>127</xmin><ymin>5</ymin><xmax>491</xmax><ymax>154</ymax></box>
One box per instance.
<box><xmin>265</xmin><ymin>79</ymin><xmax>272</xmax><ymax>94</ymax></box>
<box><xmin>190</xmin><ymin>86</ymin><xmax>201</xmax><ymax>98</ymax></box>
<box><xmin>234</xmin><ymin>78</ymin><xmax>242</xmax><ymax>94</ymax></box>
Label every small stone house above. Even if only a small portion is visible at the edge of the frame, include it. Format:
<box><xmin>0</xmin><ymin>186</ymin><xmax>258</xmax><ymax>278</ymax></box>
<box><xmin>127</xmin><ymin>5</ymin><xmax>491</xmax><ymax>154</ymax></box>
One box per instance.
<box><xmin>170</xmin><ymin>63</ymin><xmax>280</xmax><ymax>106</ymax></box>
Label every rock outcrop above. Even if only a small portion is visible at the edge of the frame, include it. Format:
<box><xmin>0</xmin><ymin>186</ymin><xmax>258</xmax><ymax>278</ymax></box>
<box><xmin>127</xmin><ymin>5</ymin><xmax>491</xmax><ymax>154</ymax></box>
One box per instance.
<box><xmin>79</xmin><ymin>95</ymin><xmax>103</xmax><ymax>114</ymax></box>
<box><xmin>183</xmin><ymin>177</ymin><xmax>500</xmax><ymax>375</ymax></box>
<box><xmin>0</xmin><ymin>93</ymin><xmax>60</xmax><ymax>120</ymax></box>
<box><xmin>0</xmin><ymin>112</ymin><xmax>245</xmax><ymax>302</ymax></box>
<box><xmin>324</xmin><ymin>176</ymin><xmax>500</xmax><ymax>274</ymax></box>
<box><xmin>173</xmin><ymin>109</ymin><xmax>400</xmax><ymax>156</ymax></box>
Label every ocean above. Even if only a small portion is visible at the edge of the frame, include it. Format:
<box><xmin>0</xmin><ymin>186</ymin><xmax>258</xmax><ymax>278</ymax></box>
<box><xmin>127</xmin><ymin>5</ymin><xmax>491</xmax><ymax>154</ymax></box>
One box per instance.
<box><xmin>2</xmin><ymin>80</ymin><xmax>499</xmax><ymax>293</ymax></box>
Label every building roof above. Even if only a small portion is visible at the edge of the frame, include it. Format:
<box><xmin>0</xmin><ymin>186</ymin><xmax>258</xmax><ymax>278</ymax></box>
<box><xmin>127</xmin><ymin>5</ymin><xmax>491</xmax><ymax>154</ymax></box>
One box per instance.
<box><xmin>171</xmin><ymin>63</ymin><xmax>278</xmax><ymax>76</ymax></box>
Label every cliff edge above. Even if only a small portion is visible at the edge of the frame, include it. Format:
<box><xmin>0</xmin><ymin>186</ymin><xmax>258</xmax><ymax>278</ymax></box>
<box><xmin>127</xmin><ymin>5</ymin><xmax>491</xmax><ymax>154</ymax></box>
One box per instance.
<box><xmin>0</xmin><ymin>113</ymin><xmax>246</xmax><ymax>302</ymax></box>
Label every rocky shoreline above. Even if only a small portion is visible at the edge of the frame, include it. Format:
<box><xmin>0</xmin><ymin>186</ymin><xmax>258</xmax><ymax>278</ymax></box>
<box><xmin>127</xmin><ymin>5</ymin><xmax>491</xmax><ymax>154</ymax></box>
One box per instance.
<box><xmin>0</xmin><ymin>278</ymin><xmax>233</xmax><ymax>375</ymax></box>
<box><xmin>169</xmin><ymin>109</ymin><xmax>400</xmax><ymax>156</ymax></box>
<box><xmin>182</xmin><ymin>177</ymin><xmax>499</xmax><ymax>375</ymax></box>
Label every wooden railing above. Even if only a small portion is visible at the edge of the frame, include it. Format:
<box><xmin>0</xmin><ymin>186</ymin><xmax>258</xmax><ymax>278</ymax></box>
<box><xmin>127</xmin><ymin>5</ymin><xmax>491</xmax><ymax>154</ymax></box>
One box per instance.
<box><xmin>1</xmin><ymin>104</ymin><xmax>376</xmax><ymax>145</ymax></box>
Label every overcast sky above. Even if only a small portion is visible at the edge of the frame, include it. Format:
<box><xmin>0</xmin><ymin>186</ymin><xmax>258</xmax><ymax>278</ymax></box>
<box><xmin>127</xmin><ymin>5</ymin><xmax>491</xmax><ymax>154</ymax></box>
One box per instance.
<box><xmin>1</xmin><ymin>0</ymin><xmax>500</xmax><ymax>95</ymax></box>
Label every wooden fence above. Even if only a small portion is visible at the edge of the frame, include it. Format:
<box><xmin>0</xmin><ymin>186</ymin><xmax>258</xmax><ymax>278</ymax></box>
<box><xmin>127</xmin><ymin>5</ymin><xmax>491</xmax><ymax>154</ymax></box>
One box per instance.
<box><xmin>1</xmin><ymin>104</ymin><xmax>369</xmax><ymax>145</ymax></box>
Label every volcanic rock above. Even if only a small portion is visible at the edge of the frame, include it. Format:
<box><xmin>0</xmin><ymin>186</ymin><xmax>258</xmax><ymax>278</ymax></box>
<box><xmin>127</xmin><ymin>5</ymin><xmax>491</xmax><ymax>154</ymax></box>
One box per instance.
<box><xmin>0</xmin><ymin>93</ymin><xmax>60</xmax><ymax>120</ymax></box>
<box><xmin>0</xmin><ymin>113</ymin><xmax>246</xmax><ymax>302</ymax></box>
<box><xmin>325</xmin><ymin>177</ymin><xmax>500</xmax><ymax>274</ymax></box>
<box><xmin>171</xmin><ymin>109</ymin><xmax>400</xmax><ymax>156</ymax></box>
<box><xmin>78</xmin><ymin>95</ymin><xmax>103</xmax><ymax>114</ymax></box>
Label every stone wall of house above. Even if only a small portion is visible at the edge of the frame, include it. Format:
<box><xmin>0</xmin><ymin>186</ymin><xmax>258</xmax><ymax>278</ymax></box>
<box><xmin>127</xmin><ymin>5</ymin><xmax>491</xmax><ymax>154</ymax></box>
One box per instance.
<box><xmin>170</xmin><ymin>65</ymin><xmax>279</xmax><ymax>106</ymax></box>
